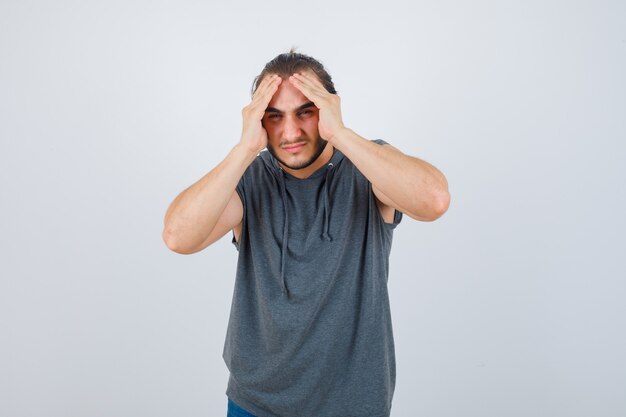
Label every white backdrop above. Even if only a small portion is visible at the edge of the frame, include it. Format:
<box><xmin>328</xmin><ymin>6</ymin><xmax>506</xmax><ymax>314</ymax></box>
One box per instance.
<box><xmin>1</xmin><ymin>1</ymin><xmax>625</xmax><ymax>416</ymax></box>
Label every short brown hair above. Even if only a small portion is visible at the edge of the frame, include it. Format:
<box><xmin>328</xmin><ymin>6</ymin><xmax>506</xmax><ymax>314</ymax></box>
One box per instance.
<box><xmin>251</xmin><ymin>48</ymin><xmax>337</xmax><ymax>97</ymax></box>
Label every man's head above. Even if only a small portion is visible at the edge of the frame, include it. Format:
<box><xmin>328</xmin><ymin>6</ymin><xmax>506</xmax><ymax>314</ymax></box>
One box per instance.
<box><xmin>251</xmin><ymin>50</ymin><xmax>337</xmax><ymax>97</ymax></box>
<box><xmin>253</xmin><ymin>50</ymin><xmax>337</xmax><ymax>172</ymax></box>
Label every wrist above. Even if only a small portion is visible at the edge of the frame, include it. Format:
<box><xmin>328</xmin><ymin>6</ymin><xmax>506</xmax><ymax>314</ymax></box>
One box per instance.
<box><xmin>232</xmin><ymin>143</ymin><xmax>260</xmax><ymax>166</ymax></box>
<box><xmin>323</xmin><ymin>126</ymin><xmax>346</xmax><ymax>144</ymax></box>
<box><xmin>325</xmin><ymin>126</ymin><xmax>352</xmax><ymax>146</ymax></box>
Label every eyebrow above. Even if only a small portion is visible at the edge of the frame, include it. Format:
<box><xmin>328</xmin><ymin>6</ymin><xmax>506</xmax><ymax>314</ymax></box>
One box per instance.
<box><xmin>265</xmin><ymin>102</ymin><xmax>316</xmax><ymax>114</ymax></box>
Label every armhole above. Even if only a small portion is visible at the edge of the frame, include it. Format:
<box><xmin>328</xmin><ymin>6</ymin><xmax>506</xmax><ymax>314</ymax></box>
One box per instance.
<box><xmin>369</xmin><ymin>138</ymin><xmax>401</xmax><ymax>229</ymax></box>
<box><xmin>370</xmin><ymin>181</ymin><xmax>403</xmax><ymax>230</ymax></box>
<box><xmin>386</xmin><ymin>208</ymin><xmax>403</xmax><ymax>229</ymax></box>
<box><xmin>231</xmin><ymin>228</ymin><xmax>240</xmax><ymax>250</ymax></box>
<box><xmin>231</xmin><ymin>182</ymin><xmax>245</xmax><ymax>251</ymax></box>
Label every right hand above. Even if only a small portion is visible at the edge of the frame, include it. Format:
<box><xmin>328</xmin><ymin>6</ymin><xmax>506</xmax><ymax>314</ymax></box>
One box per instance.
<box><xmin>239</xmin><ymin>74</ymin><xmax>282</xmax><ymax>154</ymax></box>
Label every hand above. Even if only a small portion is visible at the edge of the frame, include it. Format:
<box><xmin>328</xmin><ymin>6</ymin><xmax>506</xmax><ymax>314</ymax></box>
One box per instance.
<box><xmin>239</xmin><ymin>74</ymin><xmax>282</xmax><ymax>154</ymax></box>
<box><xmin>289</xmin><ymin>72</ymin><xmax>346</xmax><ymax>143</ymax></box>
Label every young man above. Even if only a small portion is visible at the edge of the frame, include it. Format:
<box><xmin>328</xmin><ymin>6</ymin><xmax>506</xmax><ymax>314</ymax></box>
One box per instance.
<box><xmin>163</xmin><ymin>51</ymin><xmax>450</xmax><ymax>417</ymax></box>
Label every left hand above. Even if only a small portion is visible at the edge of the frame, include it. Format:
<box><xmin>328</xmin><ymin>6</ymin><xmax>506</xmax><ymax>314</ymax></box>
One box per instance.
<box><xmin>289</xmin><ymin>72</ymin><xmax>346</xmax><ymax>143</ymax></box>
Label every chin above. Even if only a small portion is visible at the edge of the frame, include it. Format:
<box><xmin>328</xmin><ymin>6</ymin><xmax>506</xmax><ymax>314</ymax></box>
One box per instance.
<box><xmin>268</xmin><ymin>138</ymin><xmax>328</xmax><ymax>171</ymax></box>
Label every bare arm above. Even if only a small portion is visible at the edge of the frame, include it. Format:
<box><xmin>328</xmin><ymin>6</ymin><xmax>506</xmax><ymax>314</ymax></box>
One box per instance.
<box><xmin>288</xmin><ymin>72</ymin><xmax>450</xmax><ymax>222</ymax></box>
<box><xmin>162</xmin><ymin>74</ymin><xmax>283</xmax><ymax>254</ymax></box>
<box><xmin>162</xmin><ymin>145</ymin><xmax>254</xmax><ymax>254</ymax></box>
<box><xmin>332</xmin><ymin>130</ymin><xmax>450</xmax><ymax>221</ymax></box>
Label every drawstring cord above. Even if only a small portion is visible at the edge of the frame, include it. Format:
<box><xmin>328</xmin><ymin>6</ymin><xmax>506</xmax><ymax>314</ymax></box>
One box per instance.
<box><xmin>321</xmin><ymin>162</ymin><xmax>334</xmax><ymax>241</ymax></box>
<box><xmin>277</xmin><ymin>167</ymin><xmax>289</xmax><ymax>296</ymax></box>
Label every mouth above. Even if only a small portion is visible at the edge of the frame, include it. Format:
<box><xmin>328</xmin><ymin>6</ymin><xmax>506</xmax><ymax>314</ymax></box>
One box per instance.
<box><xmin>282</xmin><ymin>142</ymin><xmax>306</xmax><ymax>154</ymax></box>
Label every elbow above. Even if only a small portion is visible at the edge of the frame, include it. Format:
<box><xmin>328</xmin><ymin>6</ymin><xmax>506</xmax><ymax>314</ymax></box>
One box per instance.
<box><xmin>409</xmin><ymin>190</ymin><xmax>450</xmax><ymax>222</ymax></box>
<box><xmin>162</xmin><ymin>227</ymin><xmax>195</xmax><ymax>255</ymax></box>
<box><xmin>410</xmin><ymin>171</ymin><xmax>450</xmax><ymax>222</ymax></box>
<box><xmin>162</xmin><ymin>228</ymin><xmax>181</xmax><ymax>253</ymax></box>
<box><xmin>431</xmin><ymin>172</ymin><xmax>450</xmax><ymax>220</ymax></box>
<box><xmin>433</xmin><ymin>190</ymin><xmax>451</xmax><ymax>219</ymax></box>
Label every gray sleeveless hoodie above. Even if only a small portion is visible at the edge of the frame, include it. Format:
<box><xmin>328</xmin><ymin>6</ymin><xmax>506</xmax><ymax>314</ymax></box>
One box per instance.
<box><xmin>223</xmin><ymin>139</ymin><xmax>402</xmax><ymax>417</ymax></box>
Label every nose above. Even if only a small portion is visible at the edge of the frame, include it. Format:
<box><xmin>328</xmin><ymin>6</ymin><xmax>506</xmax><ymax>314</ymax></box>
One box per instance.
<box><xmin>282</xmin><ymin>115</ymin><xmax>302</xmax><ymax>141</ymax></box>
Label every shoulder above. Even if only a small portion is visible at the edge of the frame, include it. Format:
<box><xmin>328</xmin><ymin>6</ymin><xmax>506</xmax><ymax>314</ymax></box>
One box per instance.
<box><xmin>337</xmin><ymin>139</ymin><xmax>391</xmax><ymax>180</ymax></box>
<box><xmin>237</xmin><ymin>151</ymin><xmax>279</xmax><ymax>201</ymax></box>
<box><xmin>240</xmin><ymin>151</ymin><xmax>274</xmax><ymax>183</ymax></box>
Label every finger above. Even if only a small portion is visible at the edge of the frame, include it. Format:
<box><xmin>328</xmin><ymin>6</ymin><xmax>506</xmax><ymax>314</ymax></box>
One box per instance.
<box><xmin>289</xmin><ymin>74</ymin><xmax>324</xmax><ymax>102</ymax></box>
<box><xmin>251</xmin><ymin>76</ymin><xmax>282</xmax><ymax>112</ymax></box>
<box><xmin>251</xmin><ymin>75</ymin><xmax>279</xmax><ymax>110</ymax></box>
<box><xmin>291</xmin><ymin>72</ymin><xmax>326</xmax><ymax>92</ymax></box>
<box><xmin>290</xmin><ymin>73</ymin><xmax>328</xmax><ymax>98</ymax></box>
<box><xmin>253</xmin><ymin>74</ymin><xmax>281</xmax><ymax>102</ymax></box>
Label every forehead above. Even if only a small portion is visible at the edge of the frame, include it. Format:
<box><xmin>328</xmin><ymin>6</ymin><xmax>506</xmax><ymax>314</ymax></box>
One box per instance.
<box><xmin>267</xmin><ymin>82</ymin><xmax>306</xmax><ymax>110</ymax></box>
<box><xmin>265</xmin><ymin>70</ymin><xmax>319</xmax><ymax>111</ymax></box>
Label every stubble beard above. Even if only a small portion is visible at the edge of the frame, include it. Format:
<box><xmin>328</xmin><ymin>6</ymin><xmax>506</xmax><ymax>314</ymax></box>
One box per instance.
<box><xmin>267</xmin><ymin>137</ymin><xmax>329</xmax><ymax>170</ymax></box>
